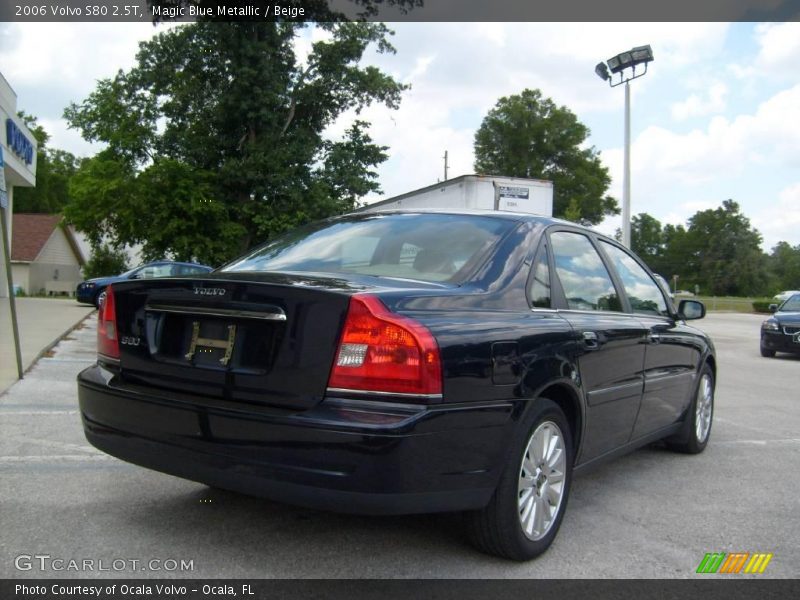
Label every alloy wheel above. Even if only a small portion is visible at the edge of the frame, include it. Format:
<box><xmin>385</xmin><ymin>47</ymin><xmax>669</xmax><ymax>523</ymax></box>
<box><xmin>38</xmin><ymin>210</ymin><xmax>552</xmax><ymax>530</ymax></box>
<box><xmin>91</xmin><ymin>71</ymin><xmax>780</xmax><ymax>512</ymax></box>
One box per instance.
<box><xmin>695</xmin><ymin>373</ymin><xmax>713</xmax><ymax>443</ymax></box>
<box><xmin>517</xmin><ymin>421</ymin><xmax>567</xmax><ymax>541</ymax></box>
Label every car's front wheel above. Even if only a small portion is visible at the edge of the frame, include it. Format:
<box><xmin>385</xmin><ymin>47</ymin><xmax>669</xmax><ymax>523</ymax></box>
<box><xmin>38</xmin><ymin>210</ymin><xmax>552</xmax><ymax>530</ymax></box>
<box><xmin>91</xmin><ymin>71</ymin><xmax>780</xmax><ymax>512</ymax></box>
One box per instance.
<box><xmin>760</xmin><ymin>344</ymin><xmax>776</xmax><ymax>358</ymax></box>
<box><xmin>466</xmin><ymin>398</ymin><xmax>573</xmax><ymax>561</ymax></box>
<box><xmin>94</xmin><ymin>289</ymin><xmax>107</xmax><ymax>309</ymax></box>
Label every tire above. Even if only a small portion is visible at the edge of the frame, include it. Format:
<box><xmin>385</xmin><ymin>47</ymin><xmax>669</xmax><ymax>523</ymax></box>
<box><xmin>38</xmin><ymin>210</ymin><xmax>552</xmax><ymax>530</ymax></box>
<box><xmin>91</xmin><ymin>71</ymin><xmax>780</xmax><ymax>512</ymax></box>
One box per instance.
<box><xmin>466</xmin><ymin>398</ymin><xmax>573</xmax><ymax>561</ymax></box>
<box><xmin>760</xmin><ymin>345</ymin><xmax>775</xmax><ymax>358</ymax></box>
<box><xmin>667</xmin><ymin>364</ymin><xmax>714</xmax><ymax>454</ymax></box>
<box><xmin>94</xmin><ymin>289</ymin><xmax>107</xmax><ymax>309</ymax></box>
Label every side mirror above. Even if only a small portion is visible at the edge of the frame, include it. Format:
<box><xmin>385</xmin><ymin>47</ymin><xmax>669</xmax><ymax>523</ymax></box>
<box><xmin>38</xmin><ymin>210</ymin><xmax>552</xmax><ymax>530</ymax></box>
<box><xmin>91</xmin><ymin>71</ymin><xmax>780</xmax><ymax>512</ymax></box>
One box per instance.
<box><xmin>678</xmin><ymin>299</ymin><xmax>706</xmax><ymax>320</ymax></box>
<box><xmin>769</xmin><ymin>304</ymin><xmax>778</xmax><ymax>313</ymax></box>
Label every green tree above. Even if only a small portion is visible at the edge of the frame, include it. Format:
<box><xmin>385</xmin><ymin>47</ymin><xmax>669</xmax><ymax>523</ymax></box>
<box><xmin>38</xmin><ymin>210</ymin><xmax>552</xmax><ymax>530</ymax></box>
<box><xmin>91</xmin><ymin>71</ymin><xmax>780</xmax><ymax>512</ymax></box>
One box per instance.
<box><xmin>473</xmin><ymin>89</ymin><xmax>618</xmax><ymax>225</ymax></box>
<box><xmin>768</xmin><ymin>242</ymin><xmax>800</xmax><ymax>292</ymax></box>
<box><xmin>659</xmin><ymin>223</ymin><xmax>692</xmax><ymax>289</ymax></box>
<box><xmin>629</xmin><ymin>213</ymin><xmax>664</xmax><ymax>266</ymax></box>
<box><xmin>83</xmin><ymin>244</ymin><xmax>129</xmax><ymax>279</ymax></box>
<box><xmin>12</xmin><ymin>113</ymin><xmax>80</xmax><ymax>214</ymax></box>
<box><xmin>64</xmin><ymin>20</ymin><xmax>407</xmax><ymax>265</ymax></box>
<box><xmin>684</xmin><ymin>200</ymin><xmax>769</xmax><ymax>296</ymax></box>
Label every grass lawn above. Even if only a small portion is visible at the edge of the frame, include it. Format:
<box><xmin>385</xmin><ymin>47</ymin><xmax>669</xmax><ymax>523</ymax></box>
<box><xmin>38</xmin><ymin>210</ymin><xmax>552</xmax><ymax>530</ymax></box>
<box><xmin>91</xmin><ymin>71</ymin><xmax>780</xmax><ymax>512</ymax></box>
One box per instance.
<box><xmin>680</xmin><ymin>295</ymin><xmax>774</xmax><ymax>313</ymax></box>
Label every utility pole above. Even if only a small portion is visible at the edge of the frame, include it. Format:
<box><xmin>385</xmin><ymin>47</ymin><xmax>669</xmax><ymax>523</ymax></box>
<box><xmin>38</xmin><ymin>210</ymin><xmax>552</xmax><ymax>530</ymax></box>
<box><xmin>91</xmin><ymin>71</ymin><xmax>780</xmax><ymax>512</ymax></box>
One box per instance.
<box><xmin>595</xmin><ymin>45</ymin><xmax>654</xmax><ymax>249</ymax></box>
<box><xmin>443</xmin><ymin>150</ymin><xmax>449</xmax><ymax>181</ymax></box>
<box><xmin>622</xmin><ymin>80</ymin><xmax>631</xmax><ymax>248</ymax></box>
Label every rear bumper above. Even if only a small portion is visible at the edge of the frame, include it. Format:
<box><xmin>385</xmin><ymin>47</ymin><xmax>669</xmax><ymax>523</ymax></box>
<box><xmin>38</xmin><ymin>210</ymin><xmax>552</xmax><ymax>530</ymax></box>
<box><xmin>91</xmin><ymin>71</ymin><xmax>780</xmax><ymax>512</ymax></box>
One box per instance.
<box><xmin>78</xmin><ymin>364</ymin><xmax>516</xmax><ymax>514</ymax></box>
<box><xmin>761</xmin><ymin>331</ymin><xmax>800</xmax><ymax>354</ymax></box>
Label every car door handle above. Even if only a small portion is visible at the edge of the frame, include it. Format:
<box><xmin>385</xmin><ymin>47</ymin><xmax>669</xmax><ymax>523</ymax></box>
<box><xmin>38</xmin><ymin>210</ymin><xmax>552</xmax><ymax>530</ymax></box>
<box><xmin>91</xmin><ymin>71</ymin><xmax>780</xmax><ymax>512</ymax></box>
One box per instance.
<box><xmin>582</xmin><ymin>331</ymin><xmax>600</xmax><ymax>350</ymax></box>
<box><xmin>648</xmin><ymin>334</ymin><xmax>661</xmax><ymax>345</ymax></box>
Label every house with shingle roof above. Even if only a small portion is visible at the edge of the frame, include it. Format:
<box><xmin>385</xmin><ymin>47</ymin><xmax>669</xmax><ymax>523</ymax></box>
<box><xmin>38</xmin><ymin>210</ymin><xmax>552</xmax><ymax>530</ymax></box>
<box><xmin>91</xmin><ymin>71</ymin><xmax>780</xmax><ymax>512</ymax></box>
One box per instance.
<box><xmin>10</xmin><ymin>214</ymin><xmax>85</xmax><ymax>295</ymax></box>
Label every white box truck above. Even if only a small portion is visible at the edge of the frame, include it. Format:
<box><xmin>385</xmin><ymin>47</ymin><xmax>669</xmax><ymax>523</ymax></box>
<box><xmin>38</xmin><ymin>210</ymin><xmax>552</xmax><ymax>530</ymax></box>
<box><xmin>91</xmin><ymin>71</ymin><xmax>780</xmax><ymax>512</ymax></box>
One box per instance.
<box><xmin>361</xmin><ymin>174</ymin><xmax>553</xmax><ymax>216</ymax></box>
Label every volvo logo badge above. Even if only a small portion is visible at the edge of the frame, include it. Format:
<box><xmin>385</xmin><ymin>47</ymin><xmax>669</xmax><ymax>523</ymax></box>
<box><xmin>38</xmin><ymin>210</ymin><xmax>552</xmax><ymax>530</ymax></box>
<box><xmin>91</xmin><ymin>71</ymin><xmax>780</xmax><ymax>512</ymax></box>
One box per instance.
<box><xmin>193</xmin><ymin>287</ymin><xmax>226</xmax><ymax>296</ymax></box>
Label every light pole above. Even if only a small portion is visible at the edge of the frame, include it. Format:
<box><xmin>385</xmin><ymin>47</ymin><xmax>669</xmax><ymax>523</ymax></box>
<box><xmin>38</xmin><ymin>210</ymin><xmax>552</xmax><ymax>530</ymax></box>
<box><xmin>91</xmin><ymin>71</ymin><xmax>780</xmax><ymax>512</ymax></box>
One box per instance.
<box><xmin>595</xmin><ymin>45</ymin><xmax>654</xmax><ymax>249</ymax></box>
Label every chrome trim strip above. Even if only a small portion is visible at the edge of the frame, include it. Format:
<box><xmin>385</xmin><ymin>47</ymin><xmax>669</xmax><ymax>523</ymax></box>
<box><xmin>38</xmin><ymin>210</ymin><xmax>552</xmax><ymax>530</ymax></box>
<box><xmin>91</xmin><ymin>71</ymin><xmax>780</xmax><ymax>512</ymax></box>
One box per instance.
<box><xmin>556</xmin><ymin>309</ymin><xmax>644</xmax><ymax>319</ymax></box>
<box><xmin>586</xmin><ymin>380</ymin><xmax>643</xmax><ymax>403</ymax></box>
<box><xmin>643</xmin><ymin>371</ymin><xmax>694</xmax><ymax>384</ymax></box>
<box><xmin>323</xmin><ymin>397</ymin><xmax>427</xmax><ymax>413</ymax></box>
<box><xmin>326</xmin><ymin>387</ymin><xmax>443</xmax><ymax>400</ymax></box>
<box><xmin>145</xmin><ymin>304</ymin><xmax>287</xmax><ymax>321</ymax></box>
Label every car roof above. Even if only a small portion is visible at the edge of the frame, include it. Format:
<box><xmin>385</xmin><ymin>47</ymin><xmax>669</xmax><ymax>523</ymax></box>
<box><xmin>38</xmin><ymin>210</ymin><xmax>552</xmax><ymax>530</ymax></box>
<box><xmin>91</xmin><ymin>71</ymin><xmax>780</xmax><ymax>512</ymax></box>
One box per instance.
<box><xmin>138</xmin><ymin>260</ymin><xmax>211</xmax><ymax>268</ymax></box>
<box><xmin>358</xmin><ymin>208</ymin><xmax>596</xmax><ymax>233</ymax></box>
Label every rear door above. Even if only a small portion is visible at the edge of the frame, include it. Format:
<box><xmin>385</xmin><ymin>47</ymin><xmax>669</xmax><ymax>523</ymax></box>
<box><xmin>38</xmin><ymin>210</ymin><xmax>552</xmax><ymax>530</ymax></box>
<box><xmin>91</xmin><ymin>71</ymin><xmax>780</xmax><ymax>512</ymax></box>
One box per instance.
<box><xmin>548</xmin><ymin>229</ymin><xmax>648</xmax><ymax>462</ymax></box>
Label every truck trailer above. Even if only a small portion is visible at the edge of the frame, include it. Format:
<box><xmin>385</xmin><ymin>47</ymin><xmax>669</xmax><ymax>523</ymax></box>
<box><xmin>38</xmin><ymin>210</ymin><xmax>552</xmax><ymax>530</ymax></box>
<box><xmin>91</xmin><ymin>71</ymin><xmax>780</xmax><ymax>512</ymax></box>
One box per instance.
<box><xmin>361</xmin><ymin>174</ymin><xmax>554</xmax><ymax>216</ymax></box>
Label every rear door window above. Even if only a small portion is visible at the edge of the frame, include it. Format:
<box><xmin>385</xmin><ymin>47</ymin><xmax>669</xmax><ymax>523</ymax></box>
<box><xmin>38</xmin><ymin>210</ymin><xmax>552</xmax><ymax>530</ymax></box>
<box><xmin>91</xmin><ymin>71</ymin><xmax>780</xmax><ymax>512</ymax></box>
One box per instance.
<box><xmin>550</xmin><ymin>231</ymin><xmax>622</xmax><ymax>312</ymax></box>
<box><xmin>528</xmin><ymin>244</ymin><xmax>551</xmax><ymax>309</ymax></box>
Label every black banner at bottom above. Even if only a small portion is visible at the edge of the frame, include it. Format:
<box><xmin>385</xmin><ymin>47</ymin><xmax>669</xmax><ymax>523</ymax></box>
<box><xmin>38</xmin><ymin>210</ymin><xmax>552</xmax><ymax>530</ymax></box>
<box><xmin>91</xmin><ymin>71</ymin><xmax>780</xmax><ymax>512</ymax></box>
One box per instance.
<box><xmin>3</xmin><ymin>579</ymin><xmax>799</xmax><ymax>600</ymax></box>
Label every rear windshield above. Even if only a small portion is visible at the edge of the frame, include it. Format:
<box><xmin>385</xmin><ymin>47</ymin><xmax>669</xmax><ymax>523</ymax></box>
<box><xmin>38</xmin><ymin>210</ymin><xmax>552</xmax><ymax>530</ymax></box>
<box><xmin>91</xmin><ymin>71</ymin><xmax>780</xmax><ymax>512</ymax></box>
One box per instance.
<box><xmin>222</xmin><ymin>213</ymin><xmax>516</xmax><ymax>283</ymax></box>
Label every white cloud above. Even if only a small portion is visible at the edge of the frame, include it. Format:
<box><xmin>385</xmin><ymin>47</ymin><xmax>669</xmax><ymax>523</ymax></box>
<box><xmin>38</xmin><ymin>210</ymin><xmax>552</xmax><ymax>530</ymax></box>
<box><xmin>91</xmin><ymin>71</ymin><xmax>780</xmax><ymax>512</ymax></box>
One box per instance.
<box><xmin>342</xmin><ymin>22</ymin><xmax>731</xmax><ymax>202</ymax></box>
<box><xmin>604</xmin><ymin>83</ymin><xmax>800</xmax><ymax>191</ymax></box>
<box><xmin>0</xmin><ymin>22</ymin><xmax>181</xmax><ymax>154</ymax></box>
<box><xmin>753</xmin><ymin>22</ymin><xmax>800</xmax><ymax>79</ymax></box>
<box><xmin>671</xmin><ymin>81</ymin><xmax>728</xmax><ymax>121</ymax></box>
<box><xmin>752</xmin><ymin>183</ymin><xmax>800</xmax><ymax>251</ymax></box>
<box><xmin>599</xmin><ymin>81</ymin><xmax>800</xmax><ymax>248</ymax></box>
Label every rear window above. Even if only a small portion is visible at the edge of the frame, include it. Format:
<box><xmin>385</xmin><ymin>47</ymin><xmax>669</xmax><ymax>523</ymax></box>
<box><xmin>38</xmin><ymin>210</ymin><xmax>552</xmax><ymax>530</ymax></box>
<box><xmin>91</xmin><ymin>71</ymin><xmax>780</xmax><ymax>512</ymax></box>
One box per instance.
<box><xmin>222</xmin><ymin>213</ymin><xmax>515</xmax><ymax>283</ymax></box>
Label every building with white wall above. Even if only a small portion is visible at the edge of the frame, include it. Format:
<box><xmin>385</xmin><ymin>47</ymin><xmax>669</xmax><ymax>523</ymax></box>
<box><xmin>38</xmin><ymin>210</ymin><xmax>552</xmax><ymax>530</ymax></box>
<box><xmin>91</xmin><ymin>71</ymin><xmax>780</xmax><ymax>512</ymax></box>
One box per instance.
<box><xmin>11</xmin><ymin>214</ymin><xmax>85</xmax><ymax>295</ymax></box>
<box><xmin>1</xmin><ymin>71</ymin><xmax>38</xmax><ymax>297</ymax></box>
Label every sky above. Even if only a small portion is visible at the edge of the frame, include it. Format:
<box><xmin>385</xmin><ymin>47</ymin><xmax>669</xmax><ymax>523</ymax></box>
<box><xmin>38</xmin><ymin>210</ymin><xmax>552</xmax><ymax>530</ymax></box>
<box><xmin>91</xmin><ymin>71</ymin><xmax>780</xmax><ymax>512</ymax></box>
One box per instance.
<box><xmin>1</xmin><ymin>21</ymin><xmax>799</xmax><ymax>251</ymax></box>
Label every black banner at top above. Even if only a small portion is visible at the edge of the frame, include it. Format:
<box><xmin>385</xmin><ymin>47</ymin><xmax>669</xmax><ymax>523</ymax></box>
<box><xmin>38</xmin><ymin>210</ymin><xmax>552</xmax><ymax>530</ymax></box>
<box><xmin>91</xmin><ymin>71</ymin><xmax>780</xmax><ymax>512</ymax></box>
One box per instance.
<box><xmin>2</xmin><ymin>0</ymin><xmax>800</xmax><ymax>22</ymax></box>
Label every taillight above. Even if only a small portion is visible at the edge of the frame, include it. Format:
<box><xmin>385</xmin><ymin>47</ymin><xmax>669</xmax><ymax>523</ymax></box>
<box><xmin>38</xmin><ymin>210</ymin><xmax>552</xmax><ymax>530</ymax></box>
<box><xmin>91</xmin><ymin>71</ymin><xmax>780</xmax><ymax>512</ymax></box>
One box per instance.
<box><xmin>327</xmin><ymin>295</ymin><xmax>442</xmax><ymax>397</ymax></box>
<box><xmin>97</xmin><ymin>285</ymin><xmax>119</xmax><ymax>361</ymax></box>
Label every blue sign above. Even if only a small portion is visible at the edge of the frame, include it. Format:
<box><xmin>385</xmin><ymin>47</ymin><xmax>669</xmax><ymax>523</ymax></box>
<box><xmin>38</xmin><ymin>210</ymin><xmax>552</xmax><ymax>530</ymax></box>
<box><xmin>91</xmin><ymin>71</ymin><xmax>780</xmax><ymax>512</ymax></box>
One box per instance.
<box><xmin>0</xmin><ymin>146</ymin><xmax>6</xmax><ymax>207</ymax></box>
<box><xmin>6</xmin><ymin>118</ymin><xmax>34</xmax><ymax>165</ymax></box>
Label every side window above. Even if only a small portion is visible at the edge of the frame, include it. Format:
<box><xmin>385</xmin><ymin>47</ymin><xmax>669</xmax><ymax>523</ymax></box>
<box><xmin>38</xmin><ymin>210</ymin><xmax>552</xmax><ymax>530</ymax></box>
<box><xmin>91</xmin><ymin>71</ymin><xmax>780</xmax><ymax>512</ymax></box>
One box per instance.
<box><xmin>140</xmin><ymin>264</ymin><xmax>174</xmax><ymax>279</ymax></box>
<box><xmin>528</xmin><ymin>244</ymin><xmax>551</xmax><ymax>308</ymax></box>
<box><xmin>550</xmin><ymin>231</ymin><xmax>622</xmax><ymax>312</ymax></box>
<box><xmin>178</xmin><ymin>265</ymin><xmax>208</xmax><ymax>276</ymax></box>
<box><xmin>599</xmin><ymin>241</ymin><xmax>669</xmax><ymax>316</ymax></box>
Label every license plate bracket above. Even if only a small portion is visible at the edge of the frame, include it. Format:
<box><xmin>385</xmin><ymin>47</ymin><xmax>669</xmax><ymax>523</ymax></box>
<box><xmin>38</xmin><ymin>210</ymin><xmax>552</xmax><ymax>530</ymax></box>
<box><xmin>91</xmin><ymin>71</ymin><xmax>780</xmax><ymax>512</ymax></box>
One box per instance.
<box><xmin>185</xmin><ymin>321</ymin><xmax>237</xmax><ymax>366</ymax></box>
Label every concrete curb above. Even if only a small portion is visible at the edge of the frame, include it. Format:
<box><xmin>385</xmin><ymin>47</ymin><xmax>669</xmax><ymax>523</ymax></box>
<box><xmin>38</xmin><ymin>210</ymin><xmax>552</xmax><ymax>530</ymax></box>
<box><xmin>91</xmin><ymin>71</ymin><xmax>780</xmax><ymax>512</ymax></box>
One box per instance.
<box><xmin>0</xmin><ymin>308</ymin><xmax>96</xmax><ymax>396</ymax></box>
<box><xmin>23</xmin><ymin>309</ymin><xmax>97</xmax><ymax>376</ymax></box>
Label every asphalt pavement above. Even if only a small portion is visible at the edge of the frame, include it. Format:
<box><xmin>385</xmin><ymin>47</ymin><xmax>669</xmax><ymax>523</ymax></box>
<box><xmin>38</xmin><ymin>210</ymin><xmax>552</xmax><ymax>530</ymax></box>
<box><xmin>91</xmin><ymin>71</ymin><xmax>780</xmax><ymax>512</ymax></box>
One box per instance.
<box><xmin>0</xmin><ymin>311</ymin><xmax>798</xmax><ymax>578</ymax></box>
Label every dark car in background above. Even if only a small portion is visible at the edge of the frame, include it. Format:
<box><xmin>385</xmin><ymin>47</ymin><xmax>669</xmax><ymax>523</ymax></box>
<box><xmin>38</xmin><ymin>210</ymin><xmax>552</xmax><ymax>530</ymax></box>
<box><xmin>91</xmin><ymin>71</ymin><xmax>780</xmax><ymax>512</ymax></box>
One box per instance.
<box><xmin>77</xmin><ymin>261</ymin><xmax>214</xmax><ymax>307</ymax></box>
<box><xmin>761</xmin><ymin>294</ymin><xmax>800</xmax><ymax>357</ymax></box>
<box><xmin>77</xmin><ymin>211</ymin><xmax>715</xmax><ymax>560</ymax></box>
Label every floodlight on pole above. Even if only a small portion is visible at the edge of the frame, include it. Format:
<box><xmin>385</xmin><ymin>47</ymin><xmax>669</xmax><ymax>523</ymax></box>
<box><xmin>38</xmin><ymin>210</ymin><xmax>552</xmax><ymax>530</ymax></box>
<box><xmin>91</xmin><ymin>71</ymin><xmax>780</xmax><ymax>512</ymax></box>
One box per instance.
<box><xmin>595</xmin><ymin>44</ymin><xmax>654</xmax><ymax>249</ymax></box>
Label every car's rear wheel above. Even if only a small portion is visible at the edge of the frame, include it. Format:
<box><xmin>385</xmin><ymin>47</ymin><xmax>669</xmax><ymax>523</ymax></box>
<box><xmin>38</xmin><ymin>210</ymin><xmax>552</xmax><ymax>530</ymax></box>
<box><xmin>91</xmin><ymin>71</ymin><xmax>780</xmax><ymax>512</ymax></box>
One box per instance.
<box><xmin>667</xmin><ymin>364</ymin><xmax>714</xmax><ymax>454</ymax></box>
<box><xmin>760</xmin><ymin>344</ymin><xmax>776</xmax><ymax>358</ymax></box>
<box><xmin>466</xmin><ymin>398</ymin><xmax>573</xmax><ymax>561</ymax></box>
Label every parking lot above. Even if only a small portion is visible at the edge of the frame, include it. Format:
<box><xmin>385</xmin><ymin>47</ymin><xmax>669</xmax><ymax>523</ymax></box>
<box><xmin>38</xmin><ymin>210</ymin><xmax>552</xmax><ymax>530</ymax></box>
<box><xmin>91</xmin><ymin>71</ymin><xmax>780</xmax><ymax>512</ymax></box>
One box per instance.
<box><xmin>0</xmin><ymin>311</ymin><xmax>797</xmax><ymax>579</ymax></box>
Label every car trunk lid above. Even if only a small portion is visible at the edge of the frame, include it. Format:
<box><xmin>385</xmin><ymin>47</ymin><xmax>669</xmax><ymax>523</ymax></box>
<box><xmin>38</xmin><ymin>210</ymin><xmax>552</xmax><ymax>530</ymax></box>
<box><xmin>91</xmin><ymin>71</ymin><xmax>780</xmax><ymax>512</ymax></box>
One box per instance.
<box><xmin>110</xmin><ymin>274</ymin><xmax>358</xmax><ymax>412</ymax></box>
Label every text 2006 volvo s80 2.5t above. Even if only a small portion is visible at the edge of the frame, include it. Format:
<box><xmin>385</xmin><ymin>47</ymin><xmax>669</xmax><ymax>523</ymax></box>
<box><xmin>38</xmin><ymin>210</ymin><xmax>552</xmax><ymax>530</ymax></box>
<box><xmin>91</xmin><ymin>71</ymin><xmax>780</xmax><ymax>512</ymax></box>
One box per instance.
<box><xmin>78</xmin><ymin>211</ymin><xmax>716</xmax><ymax>560</ymax></box>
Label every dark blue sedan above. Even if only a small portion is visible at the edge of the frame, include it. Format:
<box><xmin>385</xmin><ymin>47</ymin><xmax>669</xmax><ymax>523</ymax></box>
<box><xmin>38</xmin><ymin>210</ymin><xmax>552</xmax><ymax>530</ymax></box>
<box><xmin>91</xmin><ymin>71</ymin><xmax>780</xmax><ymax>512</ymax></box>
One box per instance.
<box><xmin>77</xmin><ymin>211</ymin><xmax>715</xmax><ymax>560</ymax></box>
<box><xmin>76</xmin><ymin>261</ymin><xmax>214</xmax><ymax>307</ymax></box>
